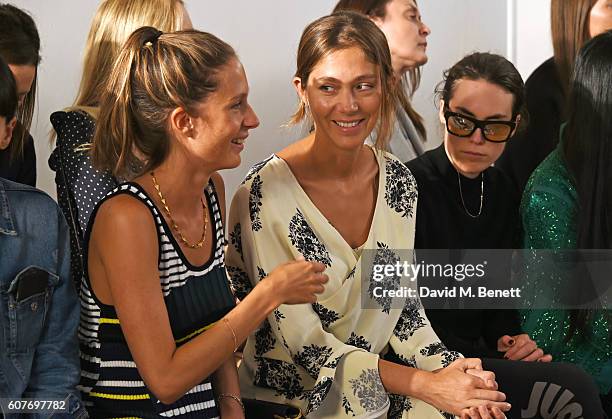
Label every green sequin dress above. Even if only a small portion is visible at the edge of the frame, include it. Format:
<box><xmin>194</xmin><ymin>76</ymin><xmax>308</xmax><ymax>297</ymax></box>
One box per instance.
<box><xmin>520</xmin><ymin>145</ymin><xmax>612</xmax><ymax>394</ymax></box>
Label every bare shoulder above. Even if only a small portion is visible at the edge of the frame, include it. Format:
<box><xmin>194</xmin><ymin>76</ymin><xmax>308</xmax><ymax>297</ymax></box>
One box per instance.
<box><xmin>92</xmin><ymin>193</ymin><xmax>157</xmax><ymax>244</ymax></box>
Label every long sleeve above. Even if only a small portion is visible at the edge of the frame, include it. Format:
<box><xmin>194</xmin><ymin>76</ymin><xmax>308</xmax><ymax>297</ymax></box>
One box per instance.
<box><xmin>23</xmin><ymin>205</ymin><xmax>87</xmax><ymax>418</ymax></box>
<box><xmin>227</xmin><ymin>182</ymin><xmax>385</xmax><ymax>416</ymax></box>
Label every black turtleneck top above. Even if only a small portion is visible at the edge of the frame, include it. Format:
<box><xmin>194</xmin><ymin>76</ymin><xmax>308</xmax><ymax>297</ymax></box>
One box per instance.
<box><xmin>406</xmin><ymin>144</ymin><xmax>522</xmax><ymax>358</ymax></box>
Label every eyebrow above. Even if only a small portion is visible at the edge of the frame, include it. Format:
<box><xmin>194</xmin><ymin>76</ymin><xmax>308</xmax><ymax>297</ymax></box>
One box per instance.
<box><xmin>455</xmin><ymin>106</ymin><xmax>509</xmax><ymax>120</ymax></box>
<box><xmin>313</xmin><ymin>75</ymin><xmax>378</xmax><ymax>84</ymax></box>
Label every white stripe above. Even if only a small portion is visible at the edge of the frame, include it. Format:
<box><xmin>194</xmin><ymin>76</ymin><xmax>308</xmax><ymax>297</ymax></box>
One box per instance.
<box><xmin>100</xmin><ymin>360</ymin><xmax>137</xmax><ymax>368</ymax></box>
<box><xmin>81</xmin><ymin>370</ymin><xmax>99</xmax><ymax>379</ymax></box>
<box><xmin>97</xmin><ymin>380</ymin><xmax>146</xmax><ymax>388</ymax></box>
<box><xmin>159</xmin><ymin>400</ymin><xmax>216</xmax><ymax>417</ymax></box>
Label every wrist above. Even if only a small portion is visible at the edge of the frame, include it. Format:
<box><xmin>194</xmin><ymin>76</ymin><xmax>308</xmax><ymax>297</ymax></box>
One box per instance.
<box><xmin>411</xmin><ymin>369</ymin><xmax>436</xmax><ymax>404</ymax></box>
<box><xmin>218</xmin><ymin>393</ymin><xmax>245</xmax><ymax>416</ymax></box>
<box><xmin>253</xmin><ymin>274</ymin><xmax>282</xmax><ymax>312</ymax></box>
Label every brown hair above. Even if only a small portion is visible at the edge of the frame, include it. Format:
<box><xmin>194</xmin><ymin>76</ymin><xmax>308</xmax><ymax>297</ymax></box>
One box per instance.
<box><xmin>92</xmin><ymin>27</ymin><xmax>236</xmax><ymax>179</ymax></box>
<box><xmin>291</xmin><ymin>11</ymin><xmax>398</xmax><ymax>149</ymax></box>
<box><xmin>551</xmin><ymin>0</ymin><xmax>597</xmax><ymax>94</ymax></box>
<box><xmin>333</xmin><ymin>0</ymin><xmax>427</xmax><ymax>140</ymax></box>
<box><xmin>0</xmin><ymin>3</ymin><xmax>40</xmax><ymax>160</ymax></box>
<box><xmin>436</xmin><ymin>52</ymin><xmax>528</xmax><ymax>131</ymax></box>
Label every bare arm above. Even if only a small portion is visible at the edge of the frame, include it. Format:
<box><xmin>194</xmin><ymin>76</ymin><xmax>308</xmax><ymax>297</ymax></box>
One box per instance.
<box><xmin>90</xmin><ymin>190</ymin><xmax>325</xmax><ymax>405</ymax></box>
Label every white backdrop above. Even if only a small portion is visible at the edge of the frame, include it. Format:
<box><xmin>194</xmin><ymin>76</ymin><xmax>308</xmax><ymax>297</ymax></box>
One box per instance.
<box><xmin>10</xmin><ymin>0</ymin><xmax>552</xmax><ymax>204</ymax></box>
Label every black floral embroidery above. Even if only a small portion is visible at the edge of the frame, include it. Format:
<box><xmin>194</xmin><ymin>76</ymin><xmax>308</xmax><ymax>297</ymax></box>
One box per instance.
<box><xmin>242</xmin><ymin>155</ymin><xmax>274</xmax><ymax>185</ymax></box>
<box><xmin>226</xmin><ymin>265</ymin><xmax>252</xmax><ymax>300</ymax></box>
<box><xmin>288</xmin><ymin>209</ymin><xmax>332</xmax><ymax>266</ymax></box>
<box><xmin>419</xmin><ymin>341</ymin><xmax>448</xmax><ymax>357</ymax></box>
<box><xmin>273</xmin><ymin>309</ymin><xmax>285</xmax><ymax>324</ymax></box>
<box><xmin>306</xmin><ymin>376</ymin><xmax>333</xmax><ymax>414</ymax></box>
<box><xmin>396</xmin><ymin>354</ymin><xmax>417</xmax><ymax>368</ymax></box>
<box><xmin>368</xmin><ymin>242</ymin><xmax>400</xmax><ymax>313</ymax></box>
<box><xmin>294</xmin><ymin>344</ymin><xmax>333</xmax><ymax>379</ymax></box>
<box><xmin>255</xmin><ymin>320</ymin><xmax>276</xmax><ymax>356</ymax></box>
<box><xmin>323</xmin><ymin>355</ymin><xmax>342</xmax><ymax>369</ymax></box>
<box><xmin>388</xmin><ymin>394</ymin><xmax>413</xmax><ymax>418</ymax></box>
<box><xmin>342</xmin><ymin>395</ymin><xmax>356</xmax><ymax>416</ymax></box>
<box><xmin>441</xmin><ymin>351</ymin><xmax>461</xmax><ymax>368</ymax></box>
<box><xmin>393</xmin><ymin>303</ymin><xmax>426</xmax><ymax>342</ymax></box>
<box><xmin>312</xmin><ymin>303</ymin><xmax>340</xmax><ymax>329</ymax></box>
<box><xmin>346</xmin><ymin>332</ymin><xmax>372</xmax><ymax>351</ymax></box>
<box><xmin>441</xmin><ymin>411</ymin><xmax>455</xmax><ymax>419</ymax></box>
<box><xmin>229</xmin><ymin>223</ymin><xmax>242</xmax><ymax>261</ymax></box>
<box><xmin>349</xmin><ymin>369</ymin><xmax>388</xmax><ymax>412</ymax></box>
<box><xmin>257</xmin><ymin>266</ymin><xmax>267</xmax><ymax>280</ymax></box>
<box><xmin>249</xmin><ymin>175</ymin><xmax>264</xmax><ymax>231</ymax></box>
<box><xmin>347</xmin><ymin>266</ymin><xmax>356</xmax><ymax>279</ymax></box>
<box><xmin>254</xmin><ymin>357</ymin><xmax>304</xmax><ymax>399</ymax></box>
<box><xmin>384</xmin><ymin>156</ymin><xmax>417</xmax><ymax>218</ymax></box>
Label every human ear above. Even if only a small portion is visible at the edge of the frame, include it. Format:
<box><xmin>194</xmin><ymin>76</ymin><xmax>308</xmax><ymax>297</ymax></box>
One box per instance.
<box><xmin>169</xmin><ymin>107</ymin><xmax>195</xmax><ymax>140</ymax></box>
<box><xmin>0</xmin><ymin>117</ymin><xmax>16</xmax><ymax>150</ymax></box>
<box><xmin>438</xmin><ymin>100</ymin><xmax>446</xmax><ymax>125</ymax></box>
<box><xmin>510</xmin><ymin>114</ymin><xmax>521</xmax><ymax>137</ymax></box>
<box><xmin>293</xmin><ymin>77</ymin><xmax>307</xmax><ymax>104</ymax></box>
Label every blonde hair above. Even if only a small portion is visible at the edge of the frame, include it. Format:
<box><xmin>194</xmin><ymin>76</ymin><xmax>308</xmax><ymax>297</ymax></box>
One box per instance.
<box><xmin>74</xmin><ymin>0</ymin><xmax>185</xmax><ymax>108</ymax></box>
<box><xmin>92</xmin><ymin>27</ymin><xmax>236</xmax><ymax>180</ymax></box>
<box><xmin>291</xmin><ymin>11</ymin><xmax>399</xmax><ymax>150</ymax></box>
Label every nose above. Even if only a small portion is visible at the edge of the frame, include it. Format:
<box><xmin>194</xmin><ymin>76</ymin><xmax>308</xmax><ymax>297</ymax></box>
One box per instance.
<box><xmin>469</xmin><ymin>127</ymin><xmax>486</xmax><ymax>144</ymax></box>
<box><xmin>244</xmin><ymin>104</ymin><xmax>260</xmax><ymax>129</ymax></box>
<box><xmin>420</xmin><ymin>20</ymin><xmax>431</xmax><ymax>36</ymax></box>
<box><xmin>339</xmin><ymin>89</ymin><xmax>359</xmax><ymax>113</ymax></box>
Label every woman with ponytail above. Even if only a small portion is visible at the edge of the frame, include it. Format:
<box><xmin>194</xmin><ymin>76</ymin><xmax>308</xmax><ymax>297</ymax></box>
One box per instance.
<box><xmin>49</xmin><ymin>0</ymin><xmax>192</xmax><ymax>286</ymax></box>
<box><xmin>81</xmin><ymin>27</ymin><xmax>328</xmax><ymax>418</ymax></box>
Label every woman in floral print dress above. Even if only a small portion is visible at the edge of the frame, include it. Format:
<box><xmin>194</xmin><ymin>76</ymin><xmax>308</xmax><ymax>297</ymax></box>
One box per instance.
<box><xmin>226</xmin><ymin>12</ymin><xmax>510</xmax><ymax>419</ymax></box>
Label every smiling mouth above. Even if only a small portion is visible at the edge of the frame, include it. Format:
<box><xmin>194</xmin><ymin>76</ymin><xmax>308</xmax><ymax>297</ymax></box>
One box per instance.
<box><xmin>462</xmin><ymin>150</ymin><xmax>486</xmax><ymax>157</ymax></box>
<box><xmin>333</xmin><ymin>119</ymin><xmax>364</xmax><ymax>128</ymax></box>
<box><xmin>231</xmin><ymin>138</ymin><xmax>246</xmax><ymax>145</ymax></box>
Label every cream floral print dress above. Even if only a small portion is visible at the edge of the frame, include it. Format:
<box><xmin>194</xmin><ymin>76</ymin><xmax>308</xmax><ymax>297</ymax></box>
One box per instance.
<box><xmin>226</xmin><ymin>148</ymin><xmax>460</xmax><ymax>418</ymax></box>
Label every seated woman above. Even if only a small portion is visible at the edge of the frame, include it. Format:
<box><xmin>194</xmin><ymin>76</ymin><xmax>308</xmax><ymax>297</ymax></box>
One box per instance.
<box><xmin>405</xmin><ymin>53</ymin><xmax>550</xmax><ymax>362</ymax></box>
<box><xmin>49</xmin><ymin>0</ymin><xmax>191</xmax><ymax>286</ymax></box>
<box><xmin>227</xmin><ymin>12</ymin><xmax>510</xmax><ymax>419</ymax></box>
<box><xmin>82</xmin><ymin>27</ymin><xmax>328</xmax><ymax>418</ymax></box>
<box><xmin>521</xmin><ymin>30</ymin><xmax>612</xmax><ymax>415</ymax></box>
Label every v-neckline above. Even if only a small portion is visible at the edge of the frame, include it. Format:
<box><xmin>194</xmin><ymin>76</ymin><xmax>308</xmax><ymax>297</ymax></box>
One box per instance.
<box><xmin>273</xmin><ymin>146</ymin><xmax>384</xmax><ymax>263</ymax></box>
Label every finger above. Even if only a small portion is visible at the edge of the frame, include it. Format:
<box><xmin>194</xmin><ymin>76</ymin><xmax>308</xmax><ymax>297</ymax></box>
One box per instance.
<box><xmin>460</xmin><ymin>410</ymin><xmax>471</xmax><ymax>419</ymax></box>
<box><xmin>466</xmin><ymin>369</ymin><xmax>497</xmax><ymax>390</ymax></box>
<box><xmin>537</xmin><ymin>354</ymin><xmax>553</xmax><ymax>362</ymax></box>
<box><xmin>458</xmin><ymin>357</ymin><xmax>483</xmax><ymax>371</ymax></box>
<box><xmin>478</xmin><ymin>405</ymin><xmax>492</xmax><ymax>419</ymax></box>
<box><xmin>468</xmin><ymin>401</ymin><xmax>511</xmax><ymax>412</ymax></box>
<box><xmin>309</xmin><ymin>261</ymin><xmax>326</xmax><ymax>272</ymax></box>
<box><xmin>497</xmin><ymin>335</ymin><xmax>515</xmax><ymax>351</ymax></box>
<box><xmin>521</xmin><ymin>348</ymin><xmax>544</xmax><ymax>362</ymax></box>
<box><xmin>468</xmin><ymin>407</ymin><xmax>480</xmax><ymax>419</ymax></box>
<box><xmin>505</xmin><ymin>340</ymin><xmax>536</xmax><ymax>360</ymax></box>
<box><xmin>472</xmin><ymin>389</ymin><xmax>506</xmax><ymax>402</ymax></box>
<box><xmin>491</xmin><ymin>406</ymin><xmax>507</xmax><ymax>419</ymax></box>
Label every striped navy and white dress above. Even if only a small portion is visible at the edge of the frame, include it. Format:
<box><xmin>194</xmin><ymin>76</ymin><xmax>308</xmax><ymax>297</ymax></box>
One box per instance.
<box><xmin>78</xmin><ymin>182</ymin><xmax>235</xmax><ymax>418</ymax></box>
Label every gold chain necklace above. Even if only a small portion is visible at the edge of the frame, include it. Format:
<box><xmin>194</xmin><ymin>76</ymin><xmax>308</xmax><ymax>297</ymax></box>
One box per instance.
<box><xmin>457</xmin><ymin>170</ymin><xmax>484</xmax><ymax>218</ymax></box>
<box><xmin>150</xmin><ymin>172</ymin><xmax>208</xmax><ymax>249</ymax></box>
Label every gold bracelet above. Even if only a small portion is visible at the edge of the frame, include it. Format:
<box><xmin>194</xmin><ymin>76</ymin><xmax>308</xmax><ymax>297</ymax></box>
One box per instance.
<box><xmin>218</xmin><ymin>393</ymin><xmax>244</xmax><ymax>413</ymax></box>
<box><xmin>222</xmin><ymin>317</ymin><xmax>238</xmax><ymax>352</ymax></box>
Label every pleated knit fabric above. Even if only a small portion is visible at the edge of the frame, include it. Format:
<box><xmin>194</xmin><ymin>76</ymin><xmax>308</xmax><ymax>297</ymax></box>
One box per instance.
<box><xmin>79</xmin><ymin>182</ymin><xmax>235</xmax><ymax>418</ymax></box>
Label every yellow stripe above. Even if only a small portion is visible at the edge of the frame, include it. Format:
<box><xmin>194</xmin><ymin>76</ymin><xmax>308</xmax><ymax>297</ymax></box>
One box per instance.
<box><xmin>99</xmin><ymin>318</ymin><xmax>120</xmax><ymax>324</ymax></box>
<box><xmin>175</xmin><ymin>321</ymin><xmax>217</xmax><ymax>344</ymax></box>
<box><xmin>89</xmin><ymin>391</ymin><xmax>149</xmax><ymax>400</ymax></box>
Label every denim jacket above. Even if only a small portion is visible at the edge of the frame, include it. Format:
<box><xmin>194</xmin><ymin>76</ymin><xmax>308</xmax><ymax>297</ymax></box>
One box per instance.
<box><xmin>0</xmin><ymin>178</ymin><xmax>86</xmax><ymax>418</ymax></box>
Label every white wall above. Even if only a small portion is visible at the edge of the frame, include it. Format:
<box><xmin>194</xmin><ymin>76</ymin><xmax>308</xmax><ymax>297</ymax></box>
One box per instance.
<box><xmin>509</xmin><ymin>0</ymin><xmax>553</xmax><ymax>80</ymax></box>
<box><xmin>12</xmin><ymin>0</ymin><xmax>525</xmax><ymax>203</ymax></box>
